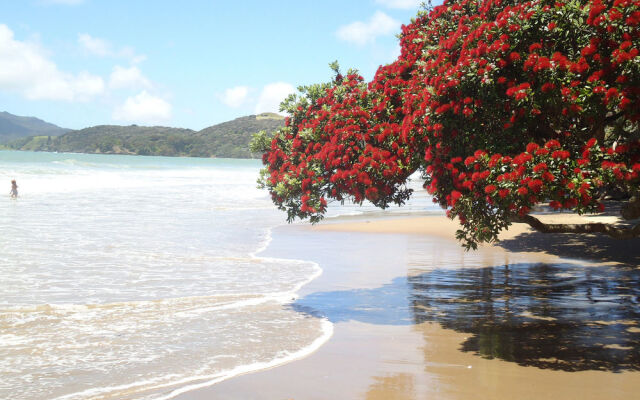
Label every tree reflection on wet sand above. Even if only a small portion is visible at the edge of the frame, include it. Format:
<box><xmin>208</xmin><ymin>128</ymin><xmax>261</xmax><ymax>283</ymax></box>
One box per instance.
<box><xmin>295</xmin><ymin>263</ymin><xmax>640</xmax><ymax>372</ymax></box>
<box><xmin>410</xmin><ymin>263</ymin><xmax>640</xmax><ymax>371</ymax></box>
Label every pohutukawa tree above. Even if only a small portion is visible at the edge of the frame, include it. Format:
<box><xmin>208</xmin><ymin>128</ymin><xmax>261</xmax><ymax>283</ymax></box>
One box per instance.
<box><xmin>252</xmin><ymin>0</ymin><xmax>640</xmax><ymax>249</ymax></box>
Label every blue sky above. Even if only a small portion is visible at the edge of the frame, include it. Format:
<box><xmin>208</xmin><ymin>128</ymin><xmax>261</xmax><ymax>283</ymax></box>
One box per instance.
<box><xmin>0</xmin><ymin>0</ymin><xmax>425</xmax><ymax>130</ymax></box>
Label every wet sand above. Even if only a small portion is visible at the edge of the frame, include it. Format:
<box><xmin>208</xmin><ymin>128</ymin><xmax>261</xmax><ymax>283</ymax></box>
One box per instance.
<box><xmin>176</xmin><ymin>214</ymin><xmax>640</xmax><ymax>400</ymax></box>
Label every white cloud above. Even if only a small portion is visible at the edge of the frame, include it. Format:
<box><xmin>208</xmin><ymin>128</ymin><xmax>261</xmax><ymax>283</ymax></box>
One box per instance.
<box><xmin>255</xmin><ymin>82</ymin><xmax>295</xmax><ymax>114</ymax></box>
<box><xmin>0</xmin><ymin>24</ymin><xmax>104</xmax><ymax>101</ymax></box>
<box><xmin>221</xmin><ymin>86</ymin><xmax>250</xmax><ymax>108</ymax></box>
<box><xmin>120</xmin><ymin>47</ymin><xmax>147</xmax><ymax>64</ymax></box>
<box><xmin>112</xmin><ymin>90</ymin><xmax>172</xmax><ymax>124</ymax></box>
<box><xmin>78</xmin><ymin>33</ymin><xmax>110</xmax><ymax>56</ymax></box>
<box><xmin>375</xmin><ymin>0</ymin><xmax>423</xmax><ymax>9</ymax></box>
<box><xmin>336</xmin><ymin>11</ymin><xmax>400</xmax><ymax>45</ymax></box>
<box><xmin>78</xmin><ymin>33</ymin><xmax>145</xmax><ymax>63</ymax></box>
<box><xmin>109</xmin><ymin>65</ymin><xmax>151</xmax><ymax>90</ymax></box>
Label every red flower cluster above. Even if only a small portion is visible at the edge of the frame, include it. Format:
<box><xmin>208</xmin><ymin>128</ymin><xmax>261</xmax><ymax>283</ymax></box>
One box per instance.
<box><xmin>259</xmin><ymin>0</ymin><xmax>640</xmax><ymax>247</ymax></box>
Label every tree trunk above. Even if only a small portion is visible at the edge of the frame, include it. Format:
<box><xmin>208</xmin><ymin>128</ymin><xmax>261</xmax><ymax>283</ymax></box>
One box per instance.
<box><xmin>621</xmin><ymin>197</ymin><xmax>640</xmax><ymax>220</ymax></box>
<box><xmin>515</xmin><ymin>214</ymin><xmax>640</xmax><ymax>239</ymax></box>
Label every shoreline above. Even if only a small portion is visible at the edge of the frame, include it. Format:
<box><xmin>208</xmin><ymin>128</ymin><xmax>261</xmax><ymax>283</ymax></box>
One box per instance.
<box><xmin>142</xmin><ymin>223</ymin><xmax>335</xmax><ymax>400</ymax></box>
<box><xmin>175</xmin><ymin>213</ymin><xmax>640</xmax><ymax>400</ymax></box>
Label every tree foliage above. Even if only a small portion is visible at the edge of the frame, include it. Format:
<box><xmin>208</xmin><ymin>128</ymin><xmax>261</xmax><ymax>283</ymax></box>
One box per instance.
<box><xmin>256</xmin><ymin>0</ymin><xmax>640</xmax><ymax>248</ymax></box>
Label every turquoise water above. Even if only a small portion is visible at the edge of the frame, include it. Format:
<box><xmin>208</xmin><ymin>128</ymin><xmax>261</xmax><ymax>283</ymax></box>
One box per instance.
<box><xmin>0</xmin><ymin>151</ymin><xmax>334</xmax><ymax>400</ymax></box>
<box><xmin>0</xmin><ymin>150</ymin><xmax>437</xmax><ymax>400</ymax></box>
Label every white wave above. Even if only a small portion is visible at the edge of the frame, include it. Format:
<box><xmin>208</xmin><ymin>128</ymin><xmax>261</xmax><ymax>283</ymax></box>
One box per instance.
<box><xmin>151</xmin><ymin>319</ymin><xmax>334</xmax><ymax>400</ymax></box>
<box><xmin>46</xmin><ymin>320</ymin><xmax>333</xmax><ymax>400</ymax></box>
<box><xmin>0</xmin><ymin>151</ymin><xmax>429</xmax><ymax>400</ymax></box>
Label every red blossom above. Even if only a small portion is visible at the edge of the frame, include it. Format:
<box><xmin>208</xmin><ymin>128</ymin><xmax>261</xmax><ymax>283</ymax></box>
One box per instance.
<box><xmin>533</xmin><ymin>163</ymin><xmax>548</xmax><ymax>173</ymax></box>
<box><xmin>527</xmin><ymin>179</ymin><xmax>544</xmax><ymax>193</ymax></box>
<box><xmin>549</xmin><ymin>200</ymin><xmax>562</xmax><ymax>210</ymax></box>
<box><xmin>259</xmin><ymin>0</ymin><xmax>640</xmax><ymax>249</ymax></box>
<box><xmin>526</xmin><ymin>143</ymin><xmax>539</xmax><ymax>153</ymax></box>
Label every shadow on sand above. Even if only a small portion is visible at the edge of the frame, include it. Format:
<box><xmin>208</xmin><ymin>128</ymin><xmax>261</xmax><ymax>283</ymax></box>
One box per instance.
<box><xmin>497</xmin><ymin>229</ymin><xmax>640</xmax><ymax>267</ymax></box>
<box><xmin>293</xmin><ymin>262</ymin><xmax>640</xmax><ymax>372</ymax></box>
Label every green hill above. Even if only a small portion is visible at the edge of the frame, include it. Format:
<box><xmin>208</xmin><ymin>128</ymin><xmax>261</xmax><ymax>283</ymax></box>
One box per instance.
<box><xmin>0</xmin><ymin>111</ymin><xmax>70</xmax><ymax>143</ymax></box>
<box><xmin>6</xmin><ymin>112</ymin><xmax>285</xmax><ymax>158</ymax></box>
<box><xmin>192</xmin><ymin>113</ymin><xmax>285</xmax><ymax>158</ymax></box>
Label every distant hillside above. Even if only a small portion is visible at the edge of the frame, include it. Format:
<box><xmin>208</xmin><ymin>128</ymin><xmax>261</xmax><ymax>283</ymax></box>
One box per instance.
<box><xmin>0</xmin><ymin>111</ymin><xmax>70</xmax><ymax>143</ymax></box>
<box><xmin>192</xmin><ymin>113</ymin><xmax>285</xmax><ymax>158</ymax></box>
<box><xmin>6</xmin><ymin>112</ymin><xmax>285</xmax><ymax>158</ymax></box>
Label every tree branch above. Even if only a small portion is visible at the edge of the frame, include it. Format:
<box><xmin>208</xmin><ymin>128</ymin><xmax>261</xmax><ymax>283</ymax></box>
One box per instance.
<box><xmin>605</xmin><ymin>111</ymin><xmax>624</xmax><ymax>124</ymax></box>
<box><xmin>514</xmin><ymin>214</ymin><xmax>640</xmax><ymax>239</ymax></box>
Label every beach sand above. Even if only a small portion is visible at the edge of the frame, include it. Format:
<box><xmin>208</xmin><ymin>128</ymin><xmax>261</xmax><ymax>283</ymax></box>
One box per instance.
<box><xmin>176</xmin><ymin>214</ymin><xmax>640</xmax><ymax>400</ymax></box>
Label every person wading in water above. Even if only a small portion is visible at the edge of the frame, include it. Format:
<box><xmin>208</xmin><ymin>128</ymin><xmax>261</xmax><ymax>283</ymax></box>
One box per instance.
<box><xmin>10</xmin><ymin>179</ymin><xmax>18</xmax><ymax>198</ymax></box>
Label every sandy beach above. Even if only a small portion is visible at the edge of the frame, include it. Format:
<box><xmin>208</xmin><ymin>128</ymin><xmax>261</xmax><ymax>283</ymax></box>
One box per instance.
<box><xmin>176</xmin><ymin>213</ymin><xmax>640</xmax><ymax>400</ymax></box>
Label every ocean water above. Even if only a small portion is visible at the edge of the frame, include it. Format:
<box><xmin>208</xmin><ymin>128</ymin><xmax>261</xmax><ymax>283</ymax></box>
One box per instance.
<box><xmin>0</xmin><ymin>150</ymin><xmax>436</xmax><ymax>400</ymax></box>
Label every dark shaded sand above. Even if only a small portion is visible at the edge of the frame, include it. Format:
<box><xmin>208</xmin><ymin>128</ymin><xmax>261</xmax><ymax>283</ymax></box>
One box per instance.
<box><xmin>176</xmin><ymin>214</ymin><xmax>640</xmax><ymax>400</ymax></box>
